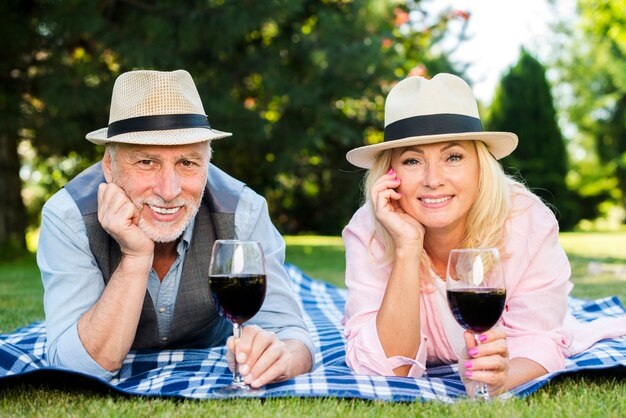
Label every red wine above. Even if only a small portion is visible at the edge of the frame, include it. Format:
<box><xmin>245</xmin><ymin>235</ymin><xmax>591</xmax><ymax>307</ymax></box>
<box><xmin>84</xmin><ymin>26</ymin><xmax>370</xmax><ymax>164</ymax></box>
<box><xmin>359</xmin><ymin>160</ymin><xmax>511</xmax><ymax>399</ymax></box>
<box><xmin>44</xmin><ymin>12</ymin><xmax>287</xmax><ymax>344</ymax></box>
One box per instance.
<box><xmin>446</xmin><ymin>288</ymin><xmax>506</xmax><ymax>333</ymax></box>
<box><xmin>208</xmin><ymin>274</ymin><xmax>267</xmax><ymax>325</ymax></box>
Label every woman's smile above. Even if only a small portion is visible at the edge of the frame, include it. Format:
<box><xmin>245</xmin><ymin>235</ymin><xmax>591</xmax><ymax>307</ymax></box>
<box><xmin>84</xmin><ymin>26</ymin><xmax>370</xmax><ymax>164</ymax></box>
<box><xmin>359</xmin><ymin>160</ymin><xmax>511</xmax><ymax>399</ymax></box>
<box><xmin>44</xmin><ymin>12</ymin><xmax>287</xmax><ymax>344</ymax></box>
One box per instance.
<box><xmin>418</xmin><ymin>194</ymin><xmax>454</xmax><ymax>208</ymax></box>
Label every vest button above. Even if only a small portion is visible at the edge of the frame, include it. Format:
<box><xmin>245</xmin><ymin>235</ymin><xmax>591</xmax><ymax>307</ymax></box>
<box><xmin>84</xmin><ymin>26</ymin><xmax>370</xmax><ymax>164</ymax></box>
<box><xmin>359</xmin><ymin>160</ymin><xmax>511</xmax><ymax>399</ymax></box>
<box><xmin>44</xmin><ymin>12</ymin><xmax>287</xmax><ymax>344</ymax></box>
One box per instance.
<box><xmin>161</xmin><ymin>337</ymin><xmax>168</xmax><ymax>342</ymax></box>
<box><xmin>159</xmin><ymin>307</ymin><xmax>166</xmax><ymax>313</ymax></box>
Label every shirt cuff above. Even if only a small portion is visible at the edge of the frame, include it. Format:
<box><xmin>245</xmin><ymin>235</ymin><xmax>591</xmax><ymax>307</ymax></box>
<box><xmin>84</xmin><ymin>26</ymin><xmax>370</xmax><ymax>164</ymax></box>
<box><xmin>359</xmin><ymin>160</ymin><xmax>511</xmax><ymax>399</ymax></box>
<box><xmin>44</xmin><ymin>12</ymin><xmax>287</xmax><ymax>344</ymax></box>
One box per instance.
<box><xmin>507</xmin><ymin>334</ymin><xmax>567</xmax><ymax>373</ymax></box>
<box><xmin>346</xmin><ymin>321</ymin><xmax>428</xmax><ymax>377</ymax></box>
<box><xmin>275</xmin><ymin>327</ymin><xmax>317</xmax><ymax>371</ymax></box>
<box><xmin>51</xmin><ymin>323</ymin><xmax>116</xmax><ymax>381</ymax></box>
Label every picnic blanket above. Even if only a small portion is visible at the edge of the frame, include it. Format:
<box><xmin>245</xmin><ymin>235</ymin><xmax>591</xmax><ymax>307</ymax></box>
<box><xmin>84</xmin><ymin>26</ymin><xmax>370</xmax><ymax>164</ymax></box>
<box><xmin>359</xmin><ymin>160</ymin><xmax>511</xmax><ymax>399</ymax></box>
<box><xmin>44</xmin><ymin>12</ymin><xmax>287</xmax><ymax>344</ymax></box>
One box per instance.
<box><xmin>0</xmin><ymin>264</ymin><xmax>625</xmax><ymax>402</ymax></box>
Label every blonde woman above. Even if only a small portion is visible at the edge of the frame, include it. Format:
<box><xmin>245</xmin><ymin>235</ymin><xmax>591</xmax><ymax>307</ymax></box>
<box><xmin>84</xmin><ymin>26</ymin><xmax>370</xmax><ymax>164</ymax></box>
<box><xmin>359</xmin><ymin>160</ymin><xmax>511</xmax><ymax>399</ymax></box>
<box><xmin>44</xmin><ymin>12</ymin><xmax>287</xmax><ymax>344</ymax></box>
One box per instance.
<box><xmin>342</xmin><ymin>74</ymin><xmax>626</xmax><ymax>396</ymax></box>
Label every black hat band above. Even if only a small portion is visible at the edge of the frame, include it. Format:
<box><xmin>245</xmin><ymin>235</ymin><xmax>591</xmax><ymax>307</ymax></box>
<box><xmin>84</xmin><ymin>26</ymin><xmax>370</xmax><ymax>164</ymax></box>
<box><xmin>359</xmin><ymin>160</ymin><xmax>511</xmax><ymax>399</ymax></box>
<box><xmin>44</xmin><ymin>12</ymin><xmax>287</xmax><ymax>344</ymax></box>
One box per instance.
<box><xmin>107</xmin><ymin>114</ymin><xmax>211</xmax><ymax>138</ymax></box>
<box><xmin>384</xmin><ymin>113</ymin><xmax>483</xmax><ymax>142</ymax></box>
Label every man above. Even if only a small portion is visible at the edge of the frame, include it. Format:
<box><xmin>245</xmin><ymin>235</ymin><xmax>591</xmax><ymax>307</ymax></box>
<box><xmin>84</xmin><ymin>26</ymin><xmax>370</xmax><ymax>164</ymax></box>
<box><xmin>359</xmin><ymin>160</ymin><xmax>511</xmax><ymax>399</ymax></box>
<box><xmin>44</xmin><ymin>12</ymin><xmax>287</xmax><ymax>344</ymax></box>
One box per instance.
<box><xmin>37</xmin><ymin>70</ymin><xmax>313</xmax><ymax>386</ymax></box>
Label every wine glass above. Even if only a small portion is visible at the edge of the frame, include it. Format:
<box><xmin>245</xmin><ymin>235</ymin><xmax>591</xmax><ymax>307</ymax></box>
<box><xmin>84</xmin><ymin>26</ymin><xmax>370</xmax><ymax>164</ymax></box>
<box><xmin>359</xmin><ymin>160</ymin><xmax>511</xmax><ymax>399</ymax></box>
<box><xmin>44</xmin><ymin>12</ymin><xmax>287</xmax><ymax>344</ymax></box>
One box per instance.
<box><xmin>445</xmin><ymin>248</ymin><xmax>506</xmax><ymax>400</ymax></box>
<box><xmin>208</xmin><ymin>240</ymin><xmax>267</xmax><ymax>396</ymax></box>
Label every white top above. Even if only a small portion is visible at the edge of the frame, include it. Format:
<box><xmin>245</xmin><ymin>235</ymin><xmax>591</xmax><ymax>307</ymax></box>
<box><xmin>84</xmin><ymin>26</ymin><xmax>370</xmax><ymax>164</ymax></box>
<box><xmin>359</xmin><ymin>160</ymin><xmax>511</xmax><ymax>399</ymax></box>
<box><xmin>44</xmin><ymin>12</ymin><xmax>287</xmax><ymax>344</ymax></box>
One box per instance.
<box><xmin>432</xmin><ymin>272</ymin><xmax>466</xmax><ymax>357</ymax></box>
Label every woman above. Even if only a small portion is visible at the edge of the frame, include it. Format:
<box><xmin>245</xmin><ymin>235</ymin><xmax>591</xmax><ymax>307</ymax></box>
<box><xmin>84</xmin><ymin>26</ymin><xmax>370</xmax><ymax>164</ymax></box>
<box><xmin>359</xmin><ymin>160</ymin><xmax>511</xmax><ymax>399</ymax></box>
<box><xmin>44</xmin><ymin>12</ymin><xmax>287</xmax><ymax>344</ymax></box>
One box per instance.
<box><xmin>342</xmin><ymin>73</ymin><xmax>626</xmax><ymax>396</ymax></box>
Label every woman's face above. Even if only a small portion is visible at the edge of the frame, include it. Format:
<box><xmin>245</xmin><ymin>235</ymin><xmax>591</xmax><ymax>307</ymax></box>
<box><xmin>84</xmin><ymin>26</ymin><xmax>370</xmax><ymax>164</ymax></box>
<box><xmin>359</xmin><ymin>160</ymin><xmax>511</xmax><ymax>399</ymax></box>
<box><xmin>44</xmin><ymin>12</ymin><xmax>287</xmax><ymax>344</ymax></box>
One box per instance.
<box><xmin>390</xmin><ymin>140</ymin><xmax>480</xmax><ymax>234</ymax></box>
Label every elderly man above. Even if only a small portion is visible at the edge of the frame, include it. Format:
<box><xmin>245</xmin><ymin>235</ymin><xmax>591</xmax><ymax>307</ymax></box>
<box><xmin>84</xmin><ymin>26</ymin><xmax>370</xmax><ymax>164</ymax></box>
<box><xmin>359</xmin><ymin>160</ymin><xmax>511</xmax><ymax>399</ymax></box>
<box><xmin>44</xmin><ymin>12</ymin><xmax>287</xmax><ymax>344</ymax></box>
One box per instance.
<box><xmin>37</xmin><ymin>70</ymin><xmax>313</xmax><ymax>386</ymax></box>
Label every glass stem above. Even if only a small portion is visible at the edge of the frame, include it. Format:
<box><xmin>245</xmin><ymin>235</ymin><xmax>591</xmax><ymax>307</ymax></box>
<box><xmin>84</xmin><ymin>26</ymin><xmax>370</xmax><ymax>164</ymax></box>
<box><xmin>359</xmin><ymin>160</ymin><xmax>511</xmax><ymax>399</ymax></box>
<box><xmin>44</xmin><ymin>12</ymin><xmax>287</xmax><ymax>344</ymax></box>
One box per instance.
<box><xmin>232</xmin><ymin>323</ymin><xmax>246</xmax><ymax>386</ymax></box>
<box><xmin>473</xmin><ymin>333</ymin><xmax>490</xmax><ymax>400</ymax></box>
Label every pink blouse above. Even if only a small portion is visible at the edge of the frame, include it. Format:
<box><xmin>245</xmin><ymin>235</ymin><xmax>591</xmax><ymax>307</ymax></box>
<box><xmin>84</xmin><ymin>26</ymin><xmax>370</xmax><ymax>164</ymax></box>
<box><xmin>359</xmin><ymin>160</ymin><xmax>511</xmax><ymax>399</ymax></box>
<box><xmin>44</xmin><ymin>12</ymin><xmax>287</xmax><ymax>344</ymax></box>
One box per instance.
<box><xmin>342</xmin><ymin>190</ymin><xmax>626</xmax><ymax>377</ymax></box>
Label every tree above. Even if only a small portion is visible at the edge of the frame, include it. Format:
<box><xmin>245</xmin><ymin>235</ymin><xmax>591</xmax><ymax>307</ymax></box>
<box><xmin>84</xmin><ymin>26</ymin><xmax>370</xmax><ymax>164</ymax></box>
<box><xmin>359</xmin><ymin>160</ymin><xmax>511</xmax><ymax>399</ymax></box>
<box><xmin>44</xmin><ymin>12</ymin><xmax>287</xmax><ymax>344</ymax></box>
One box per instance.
<box><xmin>487</xmin><ymin>49</ymin><xmax>578</xmax><ymax>229</ymax></box>
<box><xmin>0</xmin><ymin>0</ymin><xmax>41</xmax><ymax>254</ymax></box>
<box><xmin>552</xmin><ymin>0</ymin><xmax>626</xmax><ymax>226</ymax></box>
<box><xmin>7</xmin><ymin>0</ymin><xmax>466</xmax><ymax>243</ymax></box>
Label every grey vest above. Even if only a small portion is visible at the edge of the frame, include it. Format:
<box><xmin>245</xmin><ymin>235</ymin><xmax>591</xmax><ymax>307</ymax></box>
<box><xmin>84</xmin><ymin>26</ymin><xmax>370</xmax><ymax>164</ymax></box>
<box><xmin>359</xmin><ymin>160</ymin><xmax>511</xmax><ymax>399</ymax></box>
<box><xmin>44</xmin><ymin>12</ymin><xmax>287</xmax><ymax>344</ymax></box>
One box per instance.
<box><xmin>64</xmin><ymin>162</ymin><xmax>244</xmax><ymax>350</ymax></box>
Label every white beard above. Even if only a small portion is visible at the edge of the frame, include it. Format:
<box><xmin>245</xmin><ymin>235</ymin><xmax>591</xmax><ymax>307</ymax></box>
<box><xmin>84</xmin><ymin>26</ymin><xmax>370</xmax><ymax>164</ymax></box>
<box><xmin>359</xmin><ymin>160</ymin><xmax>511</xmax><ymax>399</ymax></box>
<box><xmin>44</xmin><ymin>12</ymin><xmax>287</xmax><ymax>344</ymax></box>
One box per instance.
<box><xmin>135</xmin><ymin>192</ymin><xmax>204</xmax><ymax>243</ymax></box>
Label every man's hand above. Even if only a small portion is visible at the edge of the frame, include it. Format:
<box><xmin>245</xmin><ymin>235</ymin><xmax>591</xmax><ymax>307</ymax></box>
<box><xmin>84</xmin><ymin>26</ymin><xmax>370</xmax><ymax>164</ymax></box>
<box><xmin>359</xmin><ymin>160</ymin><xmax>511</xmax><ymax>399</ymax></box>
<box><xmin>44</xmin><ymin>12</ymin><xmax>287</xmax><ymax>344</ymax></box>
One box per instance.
<box><xmin>97</xmin><ymin>182</ymin><xmax>154</xmax><ymax>258</ymax></box>
<box><xmin>226</xmin><ymin>325</ymin><xmax>312</xmax><ymax>388</ymax></box>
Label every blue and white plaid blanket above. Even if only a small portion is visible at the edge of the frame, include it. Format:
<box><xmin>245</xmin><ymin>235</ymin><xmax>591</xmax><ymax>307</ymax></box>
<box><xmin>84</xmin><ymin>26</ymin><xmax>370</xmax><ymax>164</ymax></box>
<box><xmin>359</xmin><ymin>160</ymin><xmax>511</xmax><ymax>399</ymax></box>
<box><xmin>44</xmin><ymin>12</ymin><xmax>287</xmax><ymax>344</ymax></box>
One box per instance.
<box><xmin>1</xmin><ymin>264</ymin><xmax>625</xmax><ymax>402</ymax></box>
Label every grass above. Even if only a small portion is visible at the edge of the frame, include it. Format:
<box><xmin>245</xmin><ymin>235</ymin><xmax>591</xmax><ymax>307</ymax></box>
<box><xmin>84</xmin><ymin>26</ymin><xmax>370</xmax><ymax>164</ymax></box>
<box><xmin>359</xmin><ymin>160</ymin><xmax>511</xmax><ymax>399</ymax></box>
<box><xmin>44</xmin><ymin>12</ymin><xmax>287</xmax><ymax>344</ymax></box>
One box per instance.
<box><xmin>0</xmin><ymin>233</ymin><xmax>625</xmax><ymax>417</ymax></box>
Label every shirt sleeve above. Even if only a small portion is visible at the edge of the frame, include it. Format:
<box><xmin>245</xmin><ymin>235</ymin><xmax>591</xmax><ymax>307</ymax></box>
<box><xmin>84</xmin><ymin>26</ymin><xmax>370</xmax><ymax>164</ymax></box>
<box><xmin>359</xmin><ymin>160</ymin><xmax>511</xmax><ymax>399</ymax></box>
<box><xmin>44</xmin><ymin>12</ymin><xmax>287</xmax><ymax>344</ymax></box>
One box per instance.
<box><xmin>36</xmin><ymin>188</ymin><xmax>115</xmax><ymax>381</ymax></box>
<box><xmin>501</xmin><ymin>194</ymin><xmax>573</xmax><ymax>373</ymax></box>
<box><xmin>234</xmin><ymin>187</ymin><xmax>315</xmax><ymax>369</ymax></box>
<box><xmin>342</xmin><ymin>206</ymin><xmax>428</xmax><ymax>377</ymax></box>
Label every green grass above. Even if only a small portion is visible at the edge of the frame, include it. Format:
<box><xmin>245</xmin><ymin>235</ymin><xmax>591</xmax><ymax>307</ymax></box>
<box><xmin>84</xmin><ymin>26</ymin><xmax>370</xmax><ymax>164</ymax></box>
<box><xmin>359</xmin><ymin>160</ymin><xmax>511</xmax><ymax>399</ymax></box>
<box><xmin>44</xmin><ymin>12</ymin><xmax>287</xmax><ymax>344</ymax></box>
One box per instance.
<box><xmin>285</xmin><ymin>235</ymin><xmax>346</xmax><ymax>288</ymax></box>
<box><xmin>559</xmin><ymin>231</ymin><xmax>626</xmax><ymax>301</ymax></box>
<box><xmin>0</xmin><ymin>233</ymin><xmax>625</xmax><ymax>417</ymax></box>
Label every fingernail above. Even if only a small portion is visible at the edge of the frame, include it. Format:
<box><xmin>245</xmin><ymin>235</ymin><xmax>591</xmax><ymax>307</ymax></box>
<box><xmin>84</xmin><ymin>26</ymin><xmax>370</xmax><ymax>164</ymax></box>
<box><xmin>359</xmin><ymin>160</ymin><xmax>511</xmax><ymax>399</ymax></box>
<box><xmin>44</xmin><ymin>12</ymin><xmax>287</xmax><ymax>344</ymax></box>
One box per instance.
<box><xmin>393</xmin><ymin>178</ymin><xmax>401</xmax><ymax>182</ymax></box>
<box><xmin>387</xmin><ymin>168</ymin><xmax>395</xmax><ymax>175</ymax></box>
<box><xmin>236</xmin><ymin>352</ymin><xmax>246</xmax><ymax>363</ymax></box>
<box><xmin>468</xmin><ymin>348</ymin><xmax>479</xmax><ymax>357</ymax></box>
<box><xmin>464</xmin><ymin>370</ymin><xmax>473</xmax><ymax>378</ymax></box>
<box><xmin>239</xmin><ymin>364</ymin><xmax>250</xmax><ymax>375</ymax></box>
<box><xmin>464</xmin><ymin>361</ymin><xmax>473</xmax><ymax>369</ymax></box>
<box><xmin>479</xmin><ymin>334</ymin><xmax>488</xmax><ymax>343</ymax></box>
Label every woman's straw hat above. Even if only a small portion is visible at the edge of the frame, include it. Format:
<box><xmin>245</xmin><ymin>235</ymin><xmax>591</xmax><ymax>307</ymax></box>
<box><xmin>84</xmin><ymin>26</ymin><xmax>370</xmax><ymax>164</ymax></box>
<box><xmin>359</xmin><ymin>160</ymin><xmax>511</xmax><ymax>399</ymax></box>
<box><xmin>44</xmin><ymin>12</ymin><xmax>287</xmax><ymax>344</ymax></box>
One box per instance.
<box><xmin>346</xmin><ymin>73</ymin><xmax>518</xmax><ymax>169</ymax></box>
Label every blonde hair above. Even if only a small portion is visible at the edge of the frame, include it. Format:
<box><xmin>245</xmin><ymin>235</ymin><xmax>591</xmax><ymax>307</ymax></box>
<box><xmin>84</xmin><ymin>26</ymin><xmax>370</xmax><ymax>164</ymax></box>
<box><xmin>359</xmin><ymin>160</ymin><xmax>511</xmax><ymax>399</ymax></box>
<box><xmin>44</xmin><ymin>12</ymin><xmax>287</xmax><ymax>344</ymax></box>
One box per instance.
<box><xmin>363</xmin><ymin>141</ymin><xmax>527</xmax><ymax>273</ymax></box>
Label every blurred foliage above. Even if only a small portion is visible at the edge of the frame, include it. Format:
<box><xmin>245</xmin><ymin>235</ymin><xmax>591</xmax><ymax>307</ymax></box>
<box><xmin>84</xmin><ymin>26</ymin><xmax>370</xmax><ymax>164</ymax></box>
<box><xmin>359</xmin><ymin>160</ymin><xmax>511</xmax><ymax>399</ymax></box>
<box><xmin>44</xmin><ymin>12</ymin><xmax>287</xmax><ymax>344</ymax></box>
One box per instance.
<box><xmin>487</xmin><ymin>49</ymin><xmax>579</xmax><ymax>230</ymax></box>
<box><xmin>551</xmin><ymin>0</ymin><xmax>626</xmax><ymax>228</ymax></box>
<box><xmin>7</xmin><ymin>0</ymin><xmax>468</xmax><ymax>236</ymax></box>
<box><xmin>0</xmin><ymin>0</ymin><xmax>39</xmax><ymax>250</ymax></box>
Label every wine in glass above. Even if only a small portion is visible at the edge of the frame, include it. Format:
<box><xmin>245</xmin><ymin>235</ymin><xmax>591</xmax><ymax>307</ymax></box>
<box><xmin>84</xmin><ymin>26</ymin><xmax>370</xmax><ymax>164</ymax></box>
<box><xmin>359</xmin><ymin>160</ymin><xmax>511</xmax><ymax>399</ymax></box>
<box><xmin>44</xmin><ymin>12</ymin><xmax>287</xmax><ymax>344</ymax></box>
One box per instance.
<box><xmin>208</xmin><ymin>240</ymin><xmax>267</xmax><ymax>396</ymax></box>
<box><xmin>445</xmin><ymin>248</ymin><xmax>506</xmax><ymax>400</ymax></box>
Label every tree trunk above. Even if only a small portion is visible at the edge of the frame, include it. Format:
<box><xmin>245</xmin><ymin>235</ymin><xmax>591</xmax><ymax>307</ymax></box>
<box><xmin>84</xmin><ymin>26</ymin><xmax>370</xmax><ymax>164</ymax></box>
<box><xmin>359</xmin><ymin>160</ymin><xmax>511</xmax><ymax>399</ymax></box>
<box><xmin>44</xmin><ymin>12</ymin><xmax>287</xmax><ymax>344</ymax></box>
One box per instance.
<box><xmin>0</xmin><ymin>135</ymin><xmax>26</xmax><ymax>250</ymax></box>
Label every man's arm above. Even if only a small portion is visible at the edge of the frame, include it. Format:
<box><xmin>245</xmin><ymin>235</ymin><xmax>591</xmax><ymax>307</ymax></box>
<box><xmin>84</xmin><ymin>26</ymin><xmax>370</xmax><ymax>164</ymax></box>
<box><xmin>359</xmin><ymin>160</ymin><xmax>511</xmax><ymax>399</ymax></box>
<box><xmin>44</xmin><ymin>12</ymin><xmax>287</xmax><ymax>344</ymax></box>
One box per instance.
<box><xmin>38</xmin><ymin>189</ymin><xmax>117</xmax><ymax>380</ymax></box>
<box><xmin>75</xmin><ymin>182</ymin><xmax>154</xmax><ymax>372</ymax></box>
<box><xmin>39</xmin><ymin>183</ymin><xmax>155</xmax><ymax>377</ymax></box>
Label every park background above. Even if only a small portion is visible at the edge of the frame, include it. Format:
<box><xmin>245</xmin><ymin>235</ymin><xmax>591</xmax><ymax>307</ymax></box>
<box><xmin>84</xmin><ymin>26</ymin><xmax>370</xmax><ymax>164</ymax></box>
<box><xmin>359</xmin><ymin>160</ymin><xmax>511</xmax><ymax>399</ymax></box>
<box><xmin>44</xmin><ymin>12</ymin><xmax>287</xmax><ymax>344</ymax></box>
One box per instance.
<box><xmin>2</xmin><ymin>0</ymin><xmax>626</xmax><ymax>252</ymax></box>
<box><xmin>1</xmin><ymin>0</ymin><xmax>626</xmax><ymax>416</ymax></box>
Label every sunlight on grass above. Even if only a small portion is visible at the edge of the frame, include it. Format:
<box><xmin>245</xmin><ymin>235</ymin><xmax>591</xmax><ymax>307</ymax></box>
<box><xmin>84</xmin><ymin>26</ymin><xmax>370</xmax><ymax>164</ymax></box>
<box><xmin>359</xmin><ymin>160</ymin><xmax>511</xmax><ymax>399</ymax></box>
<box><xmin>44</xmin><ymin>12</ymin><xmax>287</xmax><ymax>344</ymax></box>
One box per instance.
<box><xmin>284</xmin><ymin>235</ymin><xmax>344</xmax><ymax>246</ymax></box>
<box><xmin>559</xmin><ymin>232</ymin><xmax>626</xmax><ymax>259</ymax></box>
<box><xmin>559</xmin><ymin>231</ymin><xmax>626</xmax><ymax>301</ymax></box>
<box><xmin>284</xmin><ymin>236</ymin><xmax>346</xmax><ymax>287</ymax></box>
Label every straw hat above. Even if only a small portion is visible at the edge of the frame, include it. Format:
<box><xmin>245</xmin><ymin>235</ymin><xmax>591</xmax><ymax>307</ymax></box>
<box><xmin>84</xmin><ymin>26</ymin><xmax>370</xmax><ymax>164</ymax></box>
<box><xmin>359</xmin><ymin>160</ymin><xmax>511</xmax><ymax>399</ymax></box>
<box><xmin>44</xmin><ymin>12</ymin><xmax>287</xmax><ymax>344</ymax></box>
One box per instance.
<box><xmin>346</xmin><ymin>73</ymin><xmax>518</xmax><ymax>169</ymax></box>
<box><xmin>86</xmin><ymin>70</ymin><xmax>231</xmax><ymax>145</ymax></box>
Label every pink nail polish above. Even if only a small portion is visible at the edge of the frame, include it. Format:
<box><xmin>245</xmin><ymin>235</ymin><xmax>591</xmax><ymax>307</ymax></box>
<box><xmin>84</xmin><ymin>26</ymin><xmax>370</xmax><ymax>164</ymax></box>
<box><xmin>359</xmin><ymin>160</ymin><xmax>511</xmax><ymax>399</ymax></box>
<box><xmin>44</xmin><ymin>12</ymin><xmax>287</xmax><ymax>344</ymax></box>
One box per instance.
<box><xmin>387</xmin><ymin>168</ymin><xmax>394</xmax><ymax>175</ymax></box>
<box><xmin>479</xmin><ymin>334</ymin><xmax>488</xmax><ymax>343</ymax></box>
<box><xmin>464</xmin><ymin>371</ymin><xmax>473</xmax><ymax>378</ymax></box>
<box><xmin>464</xmin><ymin>361</ymin><xmax>473</xmax><ymax>369</ymax></box>
<box><xmin>394</xmin><ymin>178</ymin><xmax>401</xmax><ymax>182</ymax></box>
<box><xmin>468</xmin><ymin>348</ymin><xmax>479</xmax><ymax>357</ymax></box>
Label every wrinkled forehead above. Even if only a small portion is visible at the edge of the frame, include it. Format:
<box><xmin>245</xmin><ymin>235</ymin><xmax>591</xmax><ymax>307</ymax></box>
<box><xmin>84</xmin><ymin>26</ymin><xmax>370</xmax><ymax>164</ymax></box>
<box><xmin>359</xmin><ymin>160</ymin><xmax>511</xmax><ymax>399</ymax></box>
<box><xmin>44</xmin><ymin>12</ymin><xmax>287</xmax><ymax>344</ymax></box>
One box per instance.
<box><xmin>108</xmin><ymin>141</ymin><xmax>211</xmax><ymax>158</ymax></box>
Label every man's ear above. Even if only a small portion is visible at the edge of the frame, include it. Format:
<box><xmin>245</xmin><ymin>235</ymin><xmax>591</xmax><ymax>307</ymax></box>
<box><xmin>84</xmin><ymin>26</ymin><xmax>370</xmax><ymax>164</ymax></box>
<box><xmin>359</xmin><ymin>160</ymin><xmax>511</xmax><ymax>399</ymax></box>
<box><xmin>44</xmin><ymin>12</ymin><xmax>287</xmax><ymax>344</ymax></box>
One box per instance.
<box><xmin>102</xmin><ymin>149</ymin><xmax>113</xmax><ymax>183</ymax></box>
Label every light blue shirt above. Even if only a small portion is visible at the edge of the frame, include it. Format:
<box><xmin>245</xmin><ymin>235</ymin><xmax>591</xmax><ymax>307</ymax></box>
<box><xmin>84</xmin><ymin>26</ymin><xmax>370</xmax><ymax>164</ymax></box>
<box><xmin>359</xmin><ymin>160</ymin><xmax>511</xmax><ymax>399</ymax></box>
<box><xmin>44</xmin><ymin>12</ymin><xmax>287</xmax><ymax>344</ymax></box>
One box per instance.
<box><xmin>37</xmin><ymin>184</ymin><xmax>314</xmax><ymax>381</ymax></box>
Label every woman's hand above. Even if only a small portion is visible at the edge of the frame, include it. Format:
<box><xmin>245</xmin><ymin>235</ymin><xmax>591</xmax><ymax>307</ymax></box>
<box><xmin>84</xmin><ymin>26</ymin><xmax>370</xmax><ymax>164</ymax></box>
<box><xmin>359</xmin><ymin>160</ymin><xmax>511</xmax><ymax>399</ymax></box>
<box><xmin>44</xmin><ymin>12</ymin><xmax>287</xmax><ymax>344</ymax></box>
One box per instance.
<box><xmin>370</xmin><ymin>168</ymin><xmax>425</xmax><ymax>248</ymax></box>
<box><xmin>458</xmin><ymin>328</ymin><xmax>510</xmax><ymax>397</ymax></box>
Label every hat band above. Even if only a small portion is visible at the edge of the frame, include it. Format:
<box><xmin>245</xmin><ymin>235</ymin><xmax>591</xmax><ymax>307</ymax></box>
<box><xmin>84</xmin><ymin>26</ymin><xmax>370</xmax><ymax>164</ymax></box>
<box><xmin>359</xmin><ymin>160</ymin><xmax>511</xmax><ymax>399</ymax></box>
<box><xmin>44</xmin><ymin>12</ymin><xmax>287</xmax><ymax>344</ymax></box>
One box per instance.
<box><xmin>384</xmin><ymin>113</ymin><xmax>483</xmax><ymax>141</ymax></box>
<box><xmin>107</xmin><ymin>114</ymin><xmax>210</xmax><ymax>138</ymax></box>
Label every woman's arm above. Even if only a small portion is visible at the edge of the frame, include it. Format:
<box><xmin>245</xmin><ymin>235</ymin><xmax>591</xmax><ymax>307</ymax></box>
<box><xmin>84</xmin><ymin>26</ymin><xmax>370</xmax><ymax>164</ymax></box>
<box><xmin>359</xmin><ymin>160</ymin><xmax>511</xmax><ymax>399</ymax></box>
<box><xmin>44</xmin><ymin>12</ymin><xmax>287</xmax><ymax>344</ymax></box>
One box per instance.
<box><xmin>343</xmin><ymin>206</ymin><xmax>428</xmax><ymax>377</ymax></box>
<box><xmin>505</xmin><ymin>358</ymin><xmax>547</xmax><ymax>391</ymax></box>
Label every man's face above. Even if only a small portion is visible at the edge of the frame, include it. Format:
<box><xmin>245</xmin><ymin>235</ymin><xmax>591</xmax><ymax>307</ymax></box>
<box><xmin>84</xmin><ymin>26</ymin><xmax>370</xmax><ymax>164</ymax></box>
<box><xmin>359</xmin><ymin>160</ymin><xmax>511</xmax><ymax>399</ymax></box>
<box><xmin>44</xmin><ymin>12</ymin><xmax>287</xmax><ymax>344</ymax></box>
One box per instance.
<box><xmin>103</xmin><ymin>142</ymin><xmax>210</xmax><ymax>243</ymax></box>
